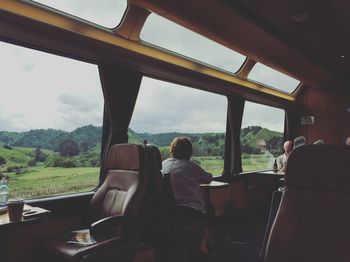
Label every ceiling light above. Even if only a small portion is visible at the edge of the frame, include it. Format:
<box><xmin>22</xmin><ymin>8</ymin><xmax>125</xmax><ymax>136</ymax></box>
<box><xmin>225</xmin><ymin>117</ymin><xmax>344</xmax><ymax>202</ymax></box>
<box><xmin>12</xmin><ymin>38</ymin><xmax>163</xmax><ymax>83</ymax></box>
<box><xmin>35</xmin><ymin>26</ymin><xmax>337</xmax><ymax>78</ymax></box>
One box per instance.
<box><xmin>291</xmin><ymin>13</ymin><xmax>309</xmax><ymax>23</ymax></box>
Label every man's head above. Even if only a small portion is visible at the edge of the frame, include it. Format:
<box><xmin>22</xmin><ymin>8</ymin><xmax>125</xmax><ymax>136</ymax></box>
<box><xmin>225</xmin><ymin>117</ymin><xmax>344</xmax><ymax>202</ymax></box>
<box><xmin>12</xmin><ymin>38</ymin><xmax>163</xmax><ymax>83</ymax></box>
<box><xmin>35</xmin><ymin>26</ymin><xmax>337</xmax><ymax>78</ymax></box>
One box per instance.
<box><xmin>170</xmin><ymin>137</ymin><xmax>193</xmax><ymax>160</ymax></box>
<box><xmin>283</xmin><ymin>140</ymin><xmax>294</xmax><ymax>156</ymax></box>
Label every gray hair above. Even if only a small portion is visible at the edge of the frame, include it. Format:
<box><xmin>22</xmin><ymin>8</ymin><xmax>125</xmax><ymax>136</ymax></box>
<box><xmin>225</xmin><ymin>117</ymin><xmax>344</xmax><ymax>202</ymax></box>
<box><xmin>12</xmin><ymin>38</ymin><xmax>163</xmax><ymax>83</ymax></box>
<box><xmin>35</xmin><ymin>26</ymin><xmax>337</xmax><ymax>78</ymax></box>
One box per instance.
<box><xmin>294</xmin><ymin>136</ymin><xmax>307</xmax><ymax>149</ymax></box>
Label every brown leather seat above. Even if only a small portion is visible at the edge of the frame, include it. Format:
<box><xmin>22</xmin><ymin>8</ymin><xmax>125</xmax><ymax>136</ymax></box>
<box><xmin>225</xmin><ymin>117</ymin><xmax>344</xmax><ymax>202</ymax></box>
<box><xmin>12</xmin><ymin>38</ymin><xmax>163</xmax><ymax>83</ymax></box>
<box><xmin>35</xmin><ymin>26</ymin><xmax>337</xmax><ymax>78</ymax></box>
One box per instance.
<box><xmin>41</xmin><ymin>143</ymin><xmax>150</xmax><ymax>262</ymax></box>
<box><xmin>264</xmin><ymin>145</ymin><xmax>350</xmax><ymax>262</ymax></box>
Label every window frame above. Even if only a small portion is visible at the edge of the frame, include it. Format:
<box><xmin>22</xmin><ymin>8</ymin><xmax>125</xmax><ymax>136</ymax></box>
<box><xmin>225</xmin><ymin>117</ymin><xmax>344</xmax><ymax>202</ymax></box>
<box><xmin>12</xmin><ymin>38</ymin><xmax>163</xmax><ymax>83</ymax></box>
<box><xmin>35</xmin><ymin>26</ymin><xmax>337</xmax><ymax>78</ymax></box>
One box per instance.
<box><xmin>139</xmin><ymin>13</ymin><xmax>247</xmax><ymax>75</ymax></box>
<box><xmin>128</xmin><ymin>75</ymin><xmax>230</xmax><ymax>177</ymax></box>
<box><xmin>30</xmin><ymin>0</ymin><xmax>129</xmax><ymax>30</ymax></box>
<box><xmin>0</xmin><ymin>40</ymin><xmax>107</xmax><ymax>200</ymax></box>
<box><xmin>238</xmin><ymin>100</ymin><xmax>286</xmax><ymax>173</ymax></box>
<box><xmin>247</xmin><ymin>62</ymin><xmax>301</xmax><ymax>94</ymax></box>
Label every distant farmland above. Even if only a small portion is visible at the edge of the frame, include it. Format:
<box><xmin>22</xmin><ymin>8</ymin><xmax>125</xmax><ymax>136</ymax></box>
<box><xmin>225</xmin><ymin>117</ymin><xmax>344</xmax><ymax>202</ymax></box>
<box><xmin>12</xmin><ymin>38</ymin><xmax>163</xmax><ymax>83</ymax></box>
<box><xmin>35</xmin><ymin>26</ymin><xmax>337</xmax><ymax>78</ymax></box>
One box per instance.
<box><xmin>0</xmin><ymin>125</ymin><xmax>281</xmax><ymax>198</ymax></box>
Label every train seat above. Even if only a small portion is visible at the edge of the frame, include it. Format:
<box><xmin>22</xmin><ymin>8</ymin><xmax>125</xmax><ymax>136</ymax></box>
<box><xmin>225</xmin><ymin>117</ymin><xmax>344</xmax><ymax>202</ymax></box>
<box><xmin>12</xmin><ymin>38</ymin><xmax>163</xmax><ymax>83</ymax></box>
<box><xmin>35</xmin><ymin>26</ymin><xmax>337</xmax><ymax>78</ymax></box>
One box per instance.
<box><xmin>264</xmin><ymin>145</ymin><xmax>350</xmax><ymax>262</ymax></box>
<box><xmin>138</xmin><ymin>144</ymin><xmax>169</xmax><ymax>260</ymax></box>
<box><xmin>40</xmin><ymin>143</ymin><xmax>153</xmax><ymax>262</ymax></box>
<box><xmin>162</xmin><ymin>172</ymin><xmax>208</xmax><ymax>262</ymax></box>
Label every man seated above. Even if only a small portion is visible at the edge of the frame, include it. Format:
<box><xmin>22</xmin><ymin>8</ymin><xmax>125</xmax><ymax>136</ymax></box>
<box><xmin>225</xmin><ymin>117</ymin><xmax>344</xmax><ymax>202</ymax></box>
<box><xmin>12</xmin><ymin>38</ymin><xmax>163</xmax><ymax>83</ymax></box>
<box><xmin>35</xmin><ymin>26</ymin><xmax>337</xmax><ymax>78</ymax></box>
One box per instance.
<box><xmin>276</xmin><ymin>140</ymin><xmax>294</xmax><ymax>172</ymax></box>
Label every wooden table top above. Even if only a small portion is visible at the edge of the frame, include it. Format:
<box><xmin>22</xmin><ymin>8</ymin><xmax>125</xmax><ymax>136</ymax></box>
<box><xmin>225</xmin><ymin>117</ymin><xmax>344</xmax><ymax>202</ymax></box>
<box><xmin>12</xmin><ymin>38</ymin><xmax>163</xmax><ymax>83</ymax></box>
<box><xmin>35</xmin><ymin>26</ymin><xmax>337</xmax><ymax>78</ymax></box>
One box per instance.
<box><xmin>0</xmin><ymin>204</ymin><xmax>50</xmax><ymax>228</ymax></box>
<box><xmin>200</xmin><ymin>181</ymin><xmax>230</xmax><ymax>187</ymax></box>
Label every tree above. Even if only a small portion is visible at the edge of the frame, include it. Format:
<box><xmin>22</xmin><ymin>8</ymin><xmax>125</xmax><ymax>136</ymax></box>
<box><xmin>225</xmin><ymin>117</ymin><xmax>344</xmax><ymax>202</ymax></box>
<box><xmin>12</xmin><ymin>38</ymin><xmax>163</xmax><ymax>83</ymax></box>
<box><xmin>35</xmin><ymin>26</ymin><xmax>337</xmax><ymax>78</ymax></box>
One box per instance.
<box><xmin>62</xmin><ymin>159</ymin><xmax>77</xmax><ymax>168</ymax></box>
<box><xmin>159</xmin><ymin>147</ymin><xmax>170</xmax><ymax>161</ymax></box>
<box><xmin>79</xmin><ymin>140</ymin><xmax>90</xmax><ymax>153</ymax></box>
<box><xmin>0</xmin><ymin>156</ymin><xmax>6</xmax><ymax>166</ymax></box>
<box><xmin>34</xmin><ymin>148</ymin><xmax>46</xmax><ymax>162</ymax></box>
<box><xmin>58</xmin><ymin>139</ymin><xmax>80</xmax><ymax>156</ymax></box>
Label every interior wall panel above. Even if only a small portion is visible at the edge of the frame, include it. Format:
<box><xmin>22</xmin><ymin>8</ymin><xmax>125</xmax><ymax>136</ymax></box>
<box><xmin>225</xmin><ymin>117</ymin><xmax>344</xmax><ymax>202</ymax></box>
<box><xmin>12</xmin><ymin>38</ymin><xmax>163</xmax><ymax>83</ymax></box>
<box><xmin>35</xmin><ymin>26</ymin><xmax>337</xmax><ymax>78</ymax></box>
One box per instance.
<box><xmin>295</xmin><ymin>86</ymin><xmax>350</xmax><ymax>145</ymax></box>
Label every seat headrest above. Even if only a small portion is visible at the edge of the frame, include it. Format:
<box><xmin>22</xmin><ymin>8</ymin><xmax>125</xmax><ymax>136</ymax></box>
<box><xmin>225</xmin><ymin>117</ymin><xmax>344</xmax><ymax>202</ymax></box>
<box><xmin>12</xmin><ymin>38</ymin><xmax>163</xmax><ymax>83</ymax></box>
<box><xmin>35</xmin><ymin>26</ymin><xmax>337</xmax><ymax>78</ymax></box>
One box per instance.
<box><xmin>285</xmin><ymin>145</ymin><xmax>350</xmax><ymax>193</ymax></box>
<box><xmin>147</xmin><ymin>144</ymin><xmax>162</xmax><ymax>170</ymax></box>
<box><xmin>105</xmin><ymin>144</ymin><xmax>141</xmax><ymax>170</ymax></box>
<box><xmin>293</xmin><ymin>136</ymin><xmax>306</xmax><ymax>149</ymax></box>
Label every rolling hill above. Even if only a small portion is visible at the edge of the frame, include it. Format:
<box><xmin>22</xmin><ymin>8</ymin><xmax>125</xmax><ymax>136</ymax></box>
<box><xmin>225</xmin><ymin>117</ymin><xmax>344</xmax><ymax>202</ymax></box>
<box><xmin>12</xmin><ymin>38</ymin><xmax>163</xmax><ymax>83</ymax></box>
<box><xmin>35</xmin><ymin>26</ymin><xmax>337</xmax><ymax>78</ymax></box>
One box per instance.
<box><xmin>0</xmin><ymin>125</ymin><xmax>102</xmax><ymax>152</ymax></box>
<box><xmin>0</xmin><ymin>125</ymin><xmax>282</xmax><ymax>158</ymax></box>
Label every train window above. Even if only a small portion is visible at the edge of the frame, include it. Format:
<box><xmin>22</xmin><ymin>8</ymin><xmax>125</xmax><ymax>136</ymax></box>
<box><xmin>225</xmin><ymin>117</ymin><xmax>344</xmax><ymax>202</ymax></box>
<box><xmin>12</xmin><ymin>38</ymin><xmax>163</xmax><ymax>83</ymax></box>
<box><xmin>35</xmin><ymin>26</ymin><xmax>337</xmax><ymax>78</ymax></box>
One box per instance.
<box><xmin>248</xmin><ymin>63</ymin><xmax>300</xmax><ymax>93</ymax></box>
<box><xmin>241</xmin><ymin>101</ymin><xmax>284</xmax><ymax>172</ymax></box>
<box><xmin>140</xmin><ymin>14</ymin><xmax>246</xmax><ymax>73</ymax></box>
<box><xmin>0</xmin><ymin>41</ymin><xmax>104</xmax><ymax>199</ymax></box>
<box><xmin>129</xmin><ymin>77</ymin><xmax>227</xmax><ymax>176</ymax></box>
<box><xmin>32</xmin><ymin>0</ymin><xmax>128</xmax><ymax>28</ymax></box>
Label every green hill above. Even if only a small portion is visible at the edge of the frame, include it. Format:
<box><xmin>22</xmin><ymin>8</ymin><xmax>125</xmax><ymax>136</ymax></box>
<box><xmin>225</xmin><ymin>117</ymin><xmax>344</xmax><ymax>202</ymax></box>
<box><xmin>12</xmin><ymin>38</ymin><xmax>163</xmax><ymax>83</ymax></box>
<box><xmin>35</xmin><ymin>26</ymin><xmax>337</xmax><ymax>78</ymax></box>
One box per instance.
<box><xmin>136</xmin><ymin>132</ymin><xmax>205</xmax><ymax>147</ymax></box>
<box><xmin>127</xmin><ymin>128</ymin><xmax>144</xmax><ymax>144</ymax></box>
<box><xmin>240</xmin><ymin>126</ymin><xmax>283</xmax><ymax>154</ymax></box>
<box><xmin>0</xmin><ymin>146</ymin><xmax>32</xmax><ymax>167</ymax></box>
<box><xmin>0</xmin><ymin>125</ymin><xmax>102</xmax><ymax>153</ymax></box>
<box><xmin>13</xmin><ymin>129</ymin><xmax>67</xmax><ymax>150</ymax></box>
<box><xmin>247</xmin><ymin>128</ymin><xmax>282</xmax><ymax>148</ymax></box>
<box><xmin>0</xmin><ymin>131</ymin><xmax>23</xmax><ymax>146</ymax></box>
<box><xmin>0</xmin><ymin>125</ymin><xmax>282</xmax><ymax>161</ymax></box>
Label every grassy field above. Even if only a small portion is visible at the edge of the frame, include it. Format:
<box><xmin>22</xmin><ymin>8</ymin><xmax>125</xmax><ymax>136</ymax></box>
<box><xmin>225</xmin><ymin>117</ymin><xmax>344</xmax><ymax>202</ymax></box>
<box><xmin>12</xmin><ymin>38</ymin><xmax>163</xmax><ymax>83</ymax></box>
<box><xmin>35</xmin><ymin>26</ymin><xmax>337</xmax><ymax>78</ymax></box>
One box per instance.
<box><xmin>3</xmin><ymin>157</ymin><xmax>224</xmax><ymax>199</ymax></box>
<box><xmin>242</xmin><ymin>153</ymin><xmax>275</xmax><ymax>171</ymax></box>
<box><xmin>1</xmin><ymin>151</ymin><xmax>272</xmax><ymax>199</ymax></box>
<box><xmin>193</xmin><ymin>156</ymin><xmax>224</xmax><ymax>177</ymax></box>
<box><xmin>5</xmin><ymin>166</ymin><xmax>99</xmax><ymax>199</ymax></box>
<box><xmin>194</xmin><ymin>153</ymin><xmax>274</xmax><ymax>175</ymax></box>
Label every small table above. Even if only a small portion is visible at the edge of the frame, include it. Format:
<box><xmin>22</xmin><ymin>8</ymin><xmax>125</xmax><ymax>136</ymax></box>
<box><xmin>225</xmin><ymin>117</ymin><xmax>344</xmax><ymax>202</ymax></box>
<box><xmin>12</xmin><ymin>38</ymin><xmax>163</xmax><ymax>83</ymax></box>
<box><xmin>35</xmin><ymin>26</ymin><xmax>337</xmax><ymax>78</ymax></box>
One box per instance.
<box><xmin>256</xmin><ymin>170</ymin><xmax>285</xmax><ymax>178</ymax></box>
<box><xmin>0</xmin><ymin>204</ymin><xmax>50</xmax><ymax>262</ymax></box>
<box><xmin>200</xmin><ymin>181</ymin><xmax>230</xmax><ymax>188</ymax></box>
<box><xmin>0</xmin><ymin>204</ymin><xmax>50</xmax><ymax>230</ymax></box>
<box><xmin>200</xmin><ymin>181</ymin><xmax>230</xmax><ymax>223</ymax></box>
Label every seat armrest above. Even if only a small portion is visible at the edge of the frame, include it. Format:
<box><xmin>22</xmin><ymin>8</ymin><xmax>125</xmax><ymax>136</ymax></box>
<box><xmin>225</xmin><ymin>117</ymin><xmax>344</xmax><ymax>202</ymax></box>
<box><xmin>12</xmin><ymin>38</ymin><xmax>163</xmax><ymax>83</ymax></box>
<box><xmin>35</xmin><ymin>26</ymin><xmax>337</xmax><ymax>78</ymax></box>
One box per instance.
<box><xmin>90</xmin><ymin>215</ymin><xmax>138</xmax><ymax>245</ymax></box>
<box><xmin>90</xmin><ymin>215</ymin><xmax>125</xmax><ymax>238</ymax></box>
<box><xmin>90</xmin><ymin>215</ymin><xmax>125</xmax><ymax>230</ymax></box>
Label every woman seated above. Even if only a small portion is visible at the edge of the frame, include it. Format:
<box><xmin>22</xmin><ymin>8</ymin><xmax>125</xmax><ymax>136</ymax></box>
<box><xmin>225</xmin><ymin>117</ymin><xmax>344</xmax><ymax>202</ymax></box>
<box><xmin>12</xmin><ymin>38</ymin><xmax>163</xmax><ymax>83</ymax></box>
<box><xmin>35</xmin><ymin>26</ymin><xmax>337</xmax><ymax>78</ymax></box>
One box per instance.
<box><xmin>162</xmin><ymin>137</ymin><xmax>213</xmax><ymax>223</ymax></box>
<box><xmin>162</xmin><ymin>137</ymin><xmax>213</xmax><ymax>254</ymax></box>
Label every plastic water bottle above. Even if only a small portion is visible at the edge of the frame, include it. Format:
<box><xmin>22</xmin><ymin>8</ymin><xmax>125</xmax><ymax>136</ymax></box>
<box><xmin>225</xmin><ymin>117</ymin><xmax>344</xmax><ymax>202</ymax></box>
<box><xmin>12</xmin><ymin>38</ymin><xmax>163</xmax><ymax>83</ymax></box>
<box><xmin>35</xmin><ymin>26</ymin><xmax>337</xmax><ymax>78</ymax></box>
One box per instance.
<box><xmin>0</xmin><ymin>177</ymin><xmax>9</xmax><ymax>206</ymax></box>
<box><xmin>273</xmin><ymin>158</ymin><xmax>278</xmax><ymax>173</ymax></box>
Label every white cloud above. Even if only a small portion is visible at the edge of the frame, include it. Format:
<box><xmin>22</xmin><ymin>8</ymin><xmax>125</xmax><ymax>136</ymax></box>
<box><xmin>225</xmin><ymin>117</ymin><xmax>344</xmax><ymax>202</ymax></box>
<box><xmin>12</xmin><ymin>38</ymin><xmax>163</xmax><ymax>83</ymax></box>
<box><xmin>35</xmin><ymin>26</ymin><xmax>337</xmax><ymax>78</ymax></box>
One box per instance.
<box><xmin>0</xmin><ymin>41</ymin><xmax>104</xmax><ymax>132</ymax></box>
<box><xmin>140</xmin><ymin>14</ymin><xmax>246</xmax><ymax>73</ymax></box>
<box><xmin>241</xmin><ymin>101</ymin><xmax>285</xmax><ymax>132</ymax></box>
<box><xmin>34</xmin><ymin>0</ymin><xmax>127</xmax><ymax>28</ymax></box>
<box><xmin>129</xmin><ymin>77</ymin><xmax>228</xmax><ymax>133</ymax></box>
<box><xmin>129</xmin><ymin>77</ymin><xmax>285</xmax><ymax>134</ymax></box>
<box><xmin>248</xmin><ymin>63</ymin><xmax>300</xmax><ymax>93</ymax></box>
<box><xmin>0</xmin><ymin>11</ymin><xmax>286</xmax><ymax>135</ymax></box>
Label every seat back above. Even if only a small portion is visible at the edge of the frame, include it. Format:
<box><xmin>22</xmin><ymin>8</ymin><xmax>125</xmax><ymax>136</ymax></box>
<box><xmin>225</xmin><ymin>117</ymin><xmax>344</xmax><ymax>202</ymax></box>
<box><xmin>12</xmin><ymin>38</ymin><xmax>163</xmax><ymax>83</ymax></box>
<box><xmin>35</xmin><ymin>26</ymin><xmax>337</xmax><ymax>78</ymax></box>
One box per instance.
<box><xmin>138</xmin><ymin>144</ymin><xmax>175</xmax><ymax>261</ymax></box>
<box><xmin>162</xmin><ymin>173</ymin><xmax>207</xmax><ymax>262</ymax></box>
<box><xmin>264</xmin><ymin>145</ymin><xmax>350</xmax><ymax>262</ymax></box>
<box><xmin>91</xmin><ymin>143</ymin><xmax>146</xmax><ymax>218</ymax></box>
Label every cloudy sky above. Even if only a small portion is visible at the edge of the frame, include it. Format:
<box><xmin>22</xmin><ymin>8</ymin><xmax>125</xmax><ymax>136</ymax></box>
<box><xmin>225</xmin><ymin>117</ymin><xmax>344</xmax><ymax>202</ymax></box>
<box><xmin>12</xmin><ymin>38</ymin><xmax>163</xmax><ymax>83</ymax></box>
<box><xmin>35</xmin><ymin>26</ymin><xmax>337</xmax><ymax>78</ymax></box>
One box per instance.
<box><xmin>0</xmin><ymin>1</ymin><xmax>288</xmax><ymax>134</ymax></box>
<box><xmin>140</xmin><ymin>14</ymin><xmax>246</xmax><ymax>73</ymax></box>
<box><xmin>33</xmin><ymin>0</ymin><xmax>127</xmax><ymax>28</ymax></box>
<box><xmin>0</xmin><ymin>41</ymin><xmax>104</xmax><ymax>132</ymax></box>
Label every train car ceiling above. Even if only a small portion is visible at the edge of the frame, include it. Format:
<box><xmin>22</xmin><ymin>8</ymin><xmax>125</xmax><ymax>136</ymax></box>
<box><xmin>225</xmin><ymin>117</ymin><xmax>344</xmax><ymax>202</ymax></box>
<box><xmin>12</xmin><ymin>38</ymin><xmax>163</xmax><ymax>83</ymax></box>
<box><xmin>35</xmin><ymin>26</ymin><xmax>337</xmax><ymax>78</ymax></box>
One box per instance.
<box><xmin>131</xmin><ymin>0</ymin><xmax>346</xmax><ymax>91</ymax></box>
<box><xmin>1</xmin><ymin>0</ymin><xmax>348</xmax><ymax>104</ymax></box>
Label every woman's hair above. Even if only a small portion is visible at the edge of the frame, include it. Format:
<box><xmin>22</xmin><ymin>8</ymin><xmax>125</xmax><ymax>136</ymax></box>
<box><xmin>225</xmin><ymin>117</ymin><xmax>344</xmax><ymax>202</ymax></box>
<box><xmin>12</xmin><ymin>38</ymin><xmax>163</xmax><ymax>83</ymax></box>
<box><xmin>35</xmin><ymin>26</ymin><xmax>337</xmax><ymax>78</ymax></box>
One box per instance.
<box><xmin>170</xmin><ymin>137</ymin><xmax>193</xmax><ymax>160</ymax></box>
